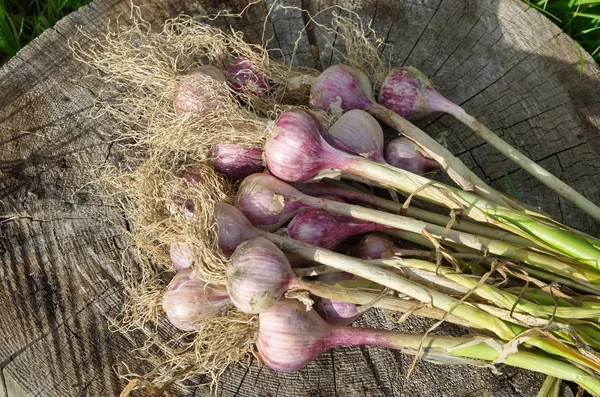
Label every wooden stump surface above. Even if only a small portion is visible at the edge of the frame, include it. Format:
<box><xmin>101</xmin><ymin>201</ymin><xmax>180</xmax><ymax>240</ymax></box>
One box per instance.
<box><xmin>1</xmin><ymin>0</ymin><xmax>599</xmax><ymax>395</ymax></box>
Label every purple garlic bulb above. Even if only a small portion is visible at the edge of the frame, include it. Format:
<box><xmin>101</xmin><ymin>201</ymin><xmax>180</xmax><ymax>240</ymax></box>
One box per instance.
<box><xmin>169</xmin><ymin>242</ymin><xmax>194</xmax><ymax>270</ymax></box>
<box><xmin>384</xmin><ymin>137</ymin><xmax>439</xmax><ymax>175</ymax></box>
<box><xmin>287</xmin><ymin>209</ymin><xmax>389</xmax><ymax>250</ymax></box>
<box><xmin>162</xmin><ymin>269</ymin><xmax>231</xmax><ymax>331</ymax></box>
<box><xmin>310</xmin><ymin>65</ymin><xmax>375</xmax><ymax>113</ymax></box>
<box><xmin>314</xmin><ymin>272</ymin><xmax>361</xmax><ymax>326</ymax></box>
<box><xmin>226</xmin><ymin>237</ymin><xmax>295</xmax><ymax>314</ymax></box>
<box><xmin>174</xmin><ymin>65</ymin><xmax>227</xmax><ymax>114</ymax></box>
<box><xmin>227</xmin><ymin>58</ymin><xmax>269</xmax><ymax>96</ymax></box>
<box><xmin>257</xmin><ymin>299</ymin><xmax>401</xmax><ymax>372</ymax></box>
<box><xmin>315</xmin><ymin>298</ymin><xmax>361</xmax><ymax>326</ymax></box>
<box><xmin>378</xmin><ymin>67</ymin><xmax>456</xmax><ymax>119</ymax></box>
<box><xmin>328</xmin><ymin>110</ymin><xmax>386</xmax><ymax>163</ymax></box>
<box><xmin>357</xmin><ymin>233</ymin><xmax>396</xmax><ymax>259</ymax></box>
<box><xmin>211</xmin><ymin>143</ymin><xmax>264</xmax><ymax>182</ymax></box>
<box><xmin>214</xmin><ymin>203</ymin><xmax>263</xmax><ymax>255</ymax></box>
<box><xmin>265</xmin><ymin>109</ymin><xmax>349</xmax><ymax>181</ymax></box>
<box><xmin>236</xmin><ymin>173</ymin><xmax>312</xmax><ymax>232</ymax></box>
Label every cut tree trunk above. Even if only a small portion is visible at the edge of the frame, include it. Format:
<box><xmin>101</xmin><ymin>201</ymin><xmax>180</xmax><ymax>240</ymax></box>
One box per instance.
<box><xmin>1</xmin><ymin>0</ymin><xmax>598</xmax><ymax>396</ymax></box>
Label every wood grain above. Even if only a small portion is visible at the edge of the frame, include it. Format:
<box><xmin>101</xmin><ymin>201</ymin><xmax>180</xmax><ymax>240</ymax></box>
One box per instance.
<box><xmin>0</xmin><ymin>0</ymin><xmax>598</xmax><ymax>395</ymax></box>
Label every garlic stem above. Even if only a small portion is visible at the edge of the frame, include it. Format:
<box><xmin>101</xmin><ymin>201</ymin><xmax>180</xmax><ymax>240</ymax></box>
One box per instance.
<box><xmin>293</xmin><ymin>279</ymin><xmax>473</xmax><ymax>329</ymax></box>
<box><xmin>262</xmin><ymin>231</ymin><xmax>600</xmax><ymax>372</ymax></box>
<box><xmin>216</xmin><ymin>204</ymin><xmax>600</xmax><ymax>372</ymax></box>
<box><xmin>450</xmin><ymin>106</ymin><xmax>600</xmax><ymax>223</ymax></box>
<box><xmin>297</xmin><ymin>179</ymin><xmax>534</xmax><ymax>248</ymax></box>
<box><xmin>290</xmin><ymin>184</ymin><xmax>600</xmax><ymax>288</ymax></box>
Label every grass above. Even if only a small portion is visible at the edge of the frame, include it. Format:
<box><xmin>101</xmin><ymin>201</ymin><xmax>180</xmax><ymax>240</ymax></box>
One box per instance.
<box><xmin>0</xmin><ymin>0</ymin><xmax>91</xmax><ymax>64</ymax></box>
<box><xmin>0</xmin><ymin>1</ymin><xmax>598</xmax><ymax>65</ymax></box>
<box><xmin>523</xmin><ymin>0</ymin><xmax>600</xmax><ymax>63</ymax></box>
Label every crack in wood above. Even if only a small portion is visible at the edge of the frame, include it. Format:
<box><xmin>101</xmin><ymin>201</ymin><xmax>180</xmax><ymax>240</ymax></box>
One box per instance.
<box><xmin>302</xmin><ymin>0</ymin><xmax>322</xmax><ymax>70</ymax></box>
<box><xmin>402</xmin><ymin>0</ymin><xmax>444</xmax><ymax>66</ymax></box>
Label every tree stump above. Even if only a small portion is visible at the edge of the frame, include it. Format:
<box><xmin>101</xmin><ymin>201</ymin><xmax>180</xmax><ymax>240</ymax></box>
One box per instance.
<box><xmin>1</xmin><ymin>0</ymin><xmax>599</xmax><ymax>396</ymax></box>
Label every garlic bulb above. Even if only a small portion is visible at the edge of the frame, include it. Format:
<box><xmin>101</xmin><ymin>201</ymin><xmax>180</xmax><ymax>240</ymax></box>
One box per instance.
<box><xmin>384</xmin><ymin>137</ymin><xmax>439</xmax><ymax>175</ymax></box>
<box><xmin>162</xmin><ymin>269</ymin><xmax>231</xmax><ymax>331</ymax></box>
<box><xmin>328</xmin><ymin>110</ymin><xmax>386</xmax><ymax>163</ymax></box>
<box><xmin>174</xmin><ymin>65</ymin><xmax>227</xmax><ymax>114</ymax></box>
<box><xmin>226</xmin><ymin>236</ymin><xmax>294</xmax><ymax>314</ymax></box>
<box><xmin>211</xmin><ymin>143</ymin><xmax>264</xmax><ymax>182</ymax></box>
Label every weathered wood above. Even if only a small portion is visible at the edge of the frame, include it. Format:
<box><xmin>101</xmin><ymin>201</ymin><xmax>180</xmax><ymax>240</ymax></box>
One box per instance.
<box><xmin>0</xmin><ymin>0</ymin><xmax>598</xmax><ymax>396</ymax></box>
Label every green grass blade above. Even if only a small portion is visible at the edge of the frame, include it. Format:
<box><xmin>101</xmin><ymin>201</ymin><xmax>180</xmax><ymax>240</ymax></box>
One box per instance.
<box><xmin>1</xmin><ymin>0</ymin><xmax>91</xmax><ymax>64</ymax></box>
<box><xmin>499</xmin><ymin>164</ymin><xmax>523</xmax><ymax>202</ymax></box>
<box><xmin>522</xmin><ymin>0</ymin><xmax>563</xmax><ymax>21</ymax></box>
<box><xmin>571</xmin><ymin>12</ymin><xmax>600</xmax><ymax>20</ymax></box>
<box><xmin>574</xmin><ymin>0</ymin><xmax>600</xmax><ymax>5</ymax></box>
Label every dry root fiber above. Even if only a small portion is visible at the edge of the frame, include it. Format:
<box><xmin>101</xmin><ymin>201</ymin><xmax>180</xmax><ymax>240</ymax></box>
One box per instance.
<box><xmin>72</xmin><ymin>2</ymin><xmax>387</xmax><ymax>393</ymax></box>
<box><xmin>118</xmin><ymin>309</ymin><xmax>257</xmax><ymax>395</ymax></box>
<box><xmin>104</xmin><ymin>155</ymin><xmax>234</xmax><ymax>284</ymax></box>
<box><xmin>323</xmin><ymin>12</ymin><xmax>389</xmax><ymax>91</ymax></box>
<box><xmin>72</xmin><ymin>11</ymin><xmax>318</xmax><ymax>158</ymax></box>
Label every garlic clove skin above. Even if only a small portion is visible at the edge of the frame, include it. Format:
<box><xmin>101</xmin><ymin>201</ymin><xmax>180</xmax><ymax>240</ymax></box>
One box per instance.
<box><xmin>310</xmin><ymin>65</ymin><xmax>375</xmax><ymax>113</ymax></box>
<box><xmin>174</xmin><ymin>65</ymin><xmax>227</xmax><ymax>114</ymax></box>
<box><xmin>169</xmin><ymin>242</ymin><xmax>194</xmax><ymax>270</ymax></box>
<box><xmin>384</xmin><ymin>137</ymin><xmax>440</xmax><ymax>175</ymax></box>
<box><xmin>257</xmin><ymin>298</ymin><xmax>330</xmax><ymax>371</ymax></box>
<box><xmin>328</xmin><ymin>109</ymin><xmax>386</xmax><ymax>163</ymax></box>
<box><xmin>162</xmin><ymin>268</ymin><xmax>231</xmax><ymax>331</ymax></box>
<box><xmin>226</xmin><ymin>236</ymin><xmax>295</xmax><ymax>314</ymax></box>
<box><xmin>211</xmin><ymin>144</ymin><xmax>264</xmax><ymax>182</ymax></box>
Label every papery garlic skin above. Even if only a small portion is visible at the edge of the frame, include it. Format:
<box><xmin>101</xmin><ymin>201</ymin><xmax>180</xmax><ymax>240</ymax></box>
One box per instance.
<box><xmin>226</xmin><ymin>237</ymin><xmax>294</xmax><ymax>314</ymax></box>
<box><xmin>212</xmin><ymin>144</ymin><xmax>264</xmax><ymax>182</ymax></box>
<box><xmin>310</xmin><ymin>65</ymin><xmax>375</xmax><ymax>113</ymax></box>
<box><xmin>174</xmin><ymin>65</ymin><xmax>227</xmax><ymax>114</ymax></box>
<box><xmin>162</xmin><ymin>269</ymin><xmax>231</xmax><ymax>331</ymax></box>
<box><xmin>170</xmin><ymin>242</ymin><xmax>194</xmax><ymax>270</ymax></box>
<box><xmin>328</xmin><ymin>110</ymin><xmax>386</xmax><ymax>163</ymax></box>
